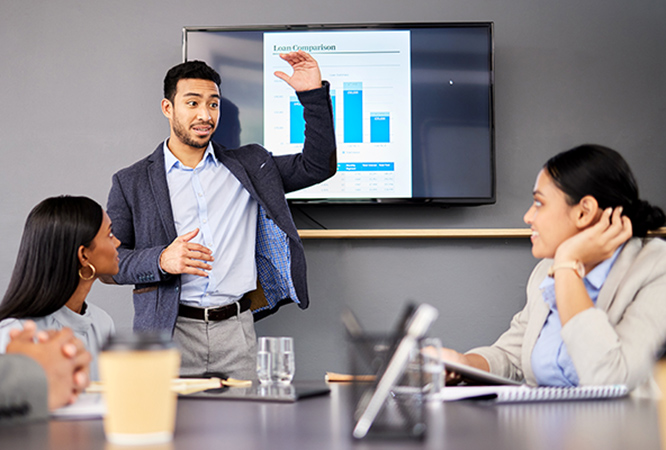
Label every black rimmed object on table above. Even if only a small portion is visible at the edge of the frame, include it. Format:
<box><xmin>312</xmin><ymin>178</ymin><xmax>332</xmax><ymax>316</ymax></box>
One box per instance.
<box><xmin>346</xmin><ymin>302</ymin><xmax>439</xmax><ymax>440</ymax></box>
<box><xmin>179</xmin><ymin>372</ymin><xmax>330</xmax><ymax>403</ymax></box>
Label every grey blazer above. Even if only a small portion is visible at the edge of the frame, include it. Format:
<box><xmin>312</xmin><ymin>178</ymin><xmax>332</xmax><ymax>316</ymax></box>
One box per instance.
<box><xmin>0</xmin><ymin>355</ymin><xmax>48</xmax><ymax>423</ymax></box>
<box><xmin>107</xmin><ymin>83</ymin><xmax>336</xmax><ymax>332</ymax></box>
<box><xmin>470</xmin><ymin>237</ymin><xmax>666</xmax><ymax>395</ymax></box>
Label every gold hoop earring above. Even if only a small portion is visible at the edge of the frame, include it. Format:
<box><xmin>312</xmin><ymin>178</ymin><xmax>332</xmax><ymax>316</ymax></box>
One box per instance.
<box><xmin>78</xmin><ymin>264</ymin><xmax>96</xmax><ymax>281</ymax></box>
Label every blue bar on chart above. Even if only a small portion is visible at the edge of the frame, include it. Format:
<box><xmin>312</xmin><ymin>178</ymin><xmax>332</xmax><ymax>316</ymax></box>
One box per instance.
<box><xmin>330</xmin><ymin>90</ymin><xmax>336</xmax><ymax>125</ymax></box>
<box><xmin>343</xmin><ymin>82</ymin><xmax>363</xmax><ymax>143</ymax></box>
<box><xmin>290</xmin><ymin>96</ymin><xmax>305</xmax><ymax>144</ymax></box>
<box><xmin>370</xmin><ymin>112</ymin><xmax>390</xmax><ymax>143</ymax></box>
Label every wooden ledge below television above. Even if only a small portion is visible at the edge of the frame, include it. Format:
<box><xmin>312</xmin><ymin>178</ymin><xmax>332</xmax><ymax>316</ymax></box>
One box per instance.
<box><xmin>298</xmin><ymin>227</ymin><xmax>666</xmax><ymax>239</ymax></box>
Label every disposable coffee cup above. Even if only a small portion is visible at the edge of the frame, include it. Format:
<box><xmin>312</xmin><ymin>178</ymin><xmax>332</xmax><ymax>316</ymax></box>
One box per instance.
<box><xmin>99</xmin><ymin>332</ymin><xmax>181</xmax><ymax>445</ymax></box>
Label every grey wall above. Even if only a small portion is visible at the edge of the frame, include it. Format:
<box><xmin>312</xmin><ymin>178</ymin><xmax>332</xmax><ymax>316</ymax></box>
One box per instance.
<box><xmin>1</xmin><ymin>0</ymin><xmax>664</xmax><ymax>379</ymax></box>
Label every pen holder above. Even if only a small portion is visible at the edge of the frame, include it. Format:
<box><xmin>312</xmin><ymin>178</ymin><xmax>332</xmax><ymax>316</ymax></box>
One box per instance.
<box><xmin>348</xmin><ymin>334</ymin><xmax>426</xmax><ymax>440</ymax></box>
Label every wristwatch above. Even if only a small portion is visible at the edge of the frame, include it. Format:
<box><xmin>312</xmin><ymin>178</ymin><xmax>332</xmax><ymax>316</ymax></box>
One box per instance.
<box><xmin>547</xmin><ymin>261</ymin><xmax>585</xmax><ymax>279</ymax></box>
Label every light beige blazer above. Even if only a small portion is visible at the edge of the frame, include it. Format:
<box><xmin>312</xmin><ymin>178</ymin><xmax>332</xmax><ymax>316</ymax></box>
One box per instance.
<box><xmin>470</xmin><ymin>237</ymin><xmax>666</xmax><ymax>396</ymax></box>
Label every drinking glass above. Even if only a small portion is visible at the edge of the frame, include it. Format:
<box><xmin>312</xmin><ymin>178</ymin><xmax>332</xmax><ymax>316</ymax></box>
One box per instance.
<box><xmin>275</xmin><ymin>337</ymin><xmax>295</xmax><ymax>384</ymax></box>
<box><xmin>257</xmin><ymin>337</ymin><xmax>276</xmax><ymax>384</ymax></box>
<box><xmin>420</xmin><ymin>337</ymin><xmax>444</xmax><ymax>399</ymax></box>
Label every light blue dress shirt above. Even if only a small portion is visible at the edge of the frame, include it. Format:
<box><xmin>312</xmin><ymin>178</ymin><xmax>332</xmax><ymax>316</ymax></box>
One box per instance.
<box><xmin>164</xmin><ymin>141</ymin><xmax>258</xmax><ymax>308</ymax></box>
<box><xmin>531</xmin><ymin>245</ymin><xmax>623</xmax><ymax>386</ymax></box>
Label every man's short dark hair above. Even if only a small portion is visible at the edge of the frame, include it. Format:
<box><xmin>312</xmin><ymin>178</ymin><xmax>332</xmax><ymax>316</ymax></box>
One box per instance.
<box><xmin>163</xmin><ymin>60</ymin><xmax>221</xmax><ymax>103</ymax></box>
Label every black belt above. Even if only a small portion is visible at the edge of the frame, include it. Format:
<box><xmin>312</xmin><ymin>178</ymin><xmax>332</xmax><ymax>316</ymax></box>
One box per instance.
<box><xmin>178</xmin><ymin>296</ymin><xmax>251</xmax><ymax>322</ymax></box>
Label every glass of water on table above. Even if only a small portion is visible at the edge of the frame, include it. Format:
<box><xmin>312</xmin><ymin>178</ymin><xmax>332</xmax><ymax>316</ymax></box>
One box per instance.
<box><xmin>276</xmin><ymin>337</ymin><xmax>295</xmax><ymax>383</ymax></box>
<box><xmin>257</xmin><ymin>337</ymin><xmax>275</xmax><ymax>384</ymax></box>
<box><xmin>257</xmin><ymin>336</ymin><xmax>295</xmax><ymax>384</ymax></box>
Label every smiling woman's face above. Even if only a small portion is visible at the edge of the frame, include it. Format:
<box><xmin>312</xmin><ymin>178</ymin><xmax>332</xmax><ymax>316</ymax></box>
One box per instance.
<box><xmin>523</xmin><ymin>169</ymin><xmax>581</xmax><ymax>259</ymax></box>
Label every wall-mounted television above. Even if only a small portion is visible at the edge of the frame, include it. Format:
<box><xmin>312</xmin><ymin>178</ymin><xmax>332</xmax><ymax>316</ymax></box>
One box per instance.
<box><xmin>183</xmin><ymin>22</ymin><xmax>495</xmax><ymax>204</ymax></box>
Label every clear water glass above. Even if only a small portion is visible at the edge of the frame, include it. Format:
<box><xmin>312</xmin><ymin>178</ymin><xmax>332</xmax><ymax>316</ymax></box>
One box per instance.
<box><xmin>275</xmin><ymin>337</ymin><xmax>295</xmax><ymax>384</ymax></box>
<box><xmin>257</xmin><ymin>337</ymin><xmax>276</xmax><ymax>384</ymax></box>
<box><xmin>421</xmin><ymin>337</ymin><xmax>444</xmax><ymax>399</ymax></box>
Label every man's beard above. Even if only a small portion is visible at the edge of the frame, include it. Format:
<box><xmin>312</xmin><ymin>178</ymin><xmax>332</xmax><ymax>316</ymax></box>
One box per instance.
<box><xmin>172</xmin><ymin>117</ymin><xmax>214</xmax><ymax>149</ymax></box>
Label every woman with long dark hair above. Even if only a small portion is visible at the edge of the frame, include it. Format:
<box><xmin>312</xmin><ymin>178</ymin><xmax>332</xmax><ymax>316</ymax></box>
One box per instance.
<box><xmin>0</xmin><ymin>196</ymin><xmax>120</xmax><ymax>379</ymax></box>
<box><xmin>439</xmin><ymin>144</ymin><xmax>666</xmax><ymax>395</ymax></box>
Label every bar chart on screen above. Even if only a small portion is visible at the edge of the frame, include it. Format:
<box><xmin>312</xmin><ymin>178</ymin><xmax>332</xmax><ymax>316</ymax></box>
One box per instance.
<box><xmin>264</xmin><ymin>30</ymin><xmax>413</xmax><ymax>199</ymax></box>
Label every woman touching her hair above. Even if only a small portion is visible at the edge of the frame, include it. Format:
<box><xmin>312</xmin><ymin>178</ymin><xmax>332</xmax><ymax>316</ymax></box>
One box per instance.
<box><xmin>440</xmin><ymin>144</ymin><xmax>666</xmax><ymax>395</ymax></box>
<box><xmin>0</xmin><ymin>196</ymin><xmax>120</xmax><ymax>380</ymax></box>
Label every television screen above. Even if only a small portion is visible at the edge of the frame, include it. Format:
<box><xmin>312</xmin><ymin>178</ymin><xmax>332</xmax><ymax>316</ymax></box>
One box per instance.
<box><xmin>183</xmin><ymin>22</ymin><xmax>495</xmax><ymax>204</ymax></box>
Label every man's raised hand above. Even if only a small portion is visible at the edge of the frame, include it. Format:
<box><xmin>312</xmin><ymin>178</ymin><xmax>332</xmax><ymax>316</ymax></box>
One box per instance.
<box><xmin>274</xmin><ymin>50</ymin><xmax>322</xmax><ymax>92</ymax></box>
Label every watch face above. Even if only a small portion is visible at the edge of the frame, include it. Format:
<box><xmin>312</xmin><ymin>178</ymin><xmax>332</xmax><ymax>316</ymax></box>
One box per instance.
<box><xmin>575</xmin><ymin>262</ymin><xmax>586</xmax><ymax>278</ymax></box>
<box><xmin>548</xmin><ymin>261</ymin><xmax>585</xmax><ymax>278</ymax></box>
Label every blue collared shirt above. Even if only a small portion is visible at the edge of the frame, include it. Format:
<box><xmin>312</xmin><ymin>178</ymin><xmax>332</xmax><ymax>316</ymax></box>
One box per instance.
<box><xmin>531</xmin><ymin>245</ymin><xmax>623</xmax><ymax>386</ymax></box>
<box><xmin>163</xmin><ymin>140</ymin><xmax>258</xmax><ymax>307</ymax></box>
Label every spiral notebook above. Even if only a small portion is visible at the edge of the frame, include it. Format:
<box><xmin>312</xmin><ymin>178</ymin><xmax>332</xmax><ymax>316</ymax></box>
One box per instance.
<box><xmin>441</xmin><ymin>384</ymin><xmax>629</xmax><ymax>403</ymax></box>
<box><xmin>494</xmin><ymin>385</ymin><xmax>629</xmax><ymax>403</ymax></box>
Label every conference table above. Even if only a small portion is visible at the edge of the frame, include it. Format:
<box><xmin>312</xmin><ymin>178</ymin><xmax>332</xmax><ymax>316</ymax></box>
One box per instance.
<box><xmin>0</xmin><ymin>383</ymin><xmax>662</xmax><ymax>450</ymax></box>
